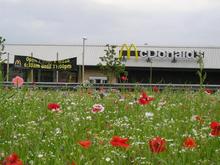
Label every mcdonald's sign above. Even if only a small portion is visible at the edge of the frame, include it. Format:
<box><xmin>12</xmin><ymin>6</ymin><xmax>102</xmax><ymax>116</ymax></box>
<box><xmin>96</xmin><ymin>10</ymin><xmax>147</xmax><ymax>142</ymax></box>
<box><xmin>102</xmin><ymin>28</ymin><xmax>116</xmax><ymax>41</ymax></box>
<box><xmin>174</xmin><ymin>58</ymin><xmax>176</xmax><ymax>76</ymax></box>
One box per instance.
<box><xmin>14</xmin><ymin>59</ymin><xmax>22</xmax><ymax>67</ymax></box>
<box><xmin>119</xmin><ymin>44</ymin><xmax>139</xmax><ymax>60</ymax></box>
<box><xmin>119</xmin><ymin>44</ymin><xmax>204</xmax><ymax>62</ymax></box>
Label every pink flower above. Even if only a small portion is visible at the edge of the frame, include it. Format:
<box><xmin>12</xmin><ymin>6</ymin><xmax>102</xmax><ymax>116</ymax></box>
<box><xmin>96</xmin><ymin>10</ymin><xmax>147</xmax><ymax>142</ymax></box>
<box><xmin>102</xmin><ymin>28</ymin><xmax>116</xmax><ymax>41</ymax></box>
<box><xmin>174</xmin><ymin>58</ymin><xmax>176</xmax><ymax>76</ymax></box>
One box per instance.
<box><xmin>12</xmin><ymin>76</ymin><xmax>24</xmax><ymax>87</ymax></box>
<box><xmin>121</xmin><ymin>75</ymin><xmax>128</xmax><ymax>81</ymax></box>
<box><xmin>191</xmin><ymin>115</ymin><xmax>204</xmax><ymax>124</ymax></box>
<box><xmin>91</xmin><ymin>104</ymin><xmax>104</xmax><ymax>113</ymax></box>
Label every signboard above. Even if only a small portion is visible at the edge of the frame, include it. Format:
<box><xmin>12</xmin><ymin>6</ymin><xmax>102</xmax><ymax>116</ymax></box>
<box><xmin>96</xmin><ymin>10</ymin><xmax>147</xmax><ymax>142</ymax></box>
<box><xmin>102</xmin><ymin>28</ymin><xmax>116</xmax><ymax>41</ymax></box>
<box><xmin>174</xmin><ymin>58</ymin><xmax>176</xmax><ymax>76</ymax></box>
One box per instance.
<box><xmin>14</xmin><ymin>55</ymin><xmax>77</xmax><ymax>71</ymax></box>
<box><xmin>119</xmin><ymin>44</ymin><xmax>205</xmax><ymax>62</ymax></box>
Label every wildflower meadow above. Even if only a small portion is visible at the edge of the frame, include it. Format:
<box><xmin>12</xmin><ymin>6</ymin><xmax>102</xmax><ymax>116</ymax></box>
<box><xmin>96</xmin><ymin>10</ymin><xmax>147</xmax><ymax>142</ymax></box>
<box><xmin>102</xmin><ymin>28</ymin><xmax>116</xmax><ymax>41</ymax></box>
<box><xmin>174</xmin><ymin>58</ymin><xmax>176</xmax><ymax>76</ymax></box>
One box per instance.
<box><xmin>0</xmin><ymin>80</ymin><xmax>220</xmax><ymax>164</ymax></box>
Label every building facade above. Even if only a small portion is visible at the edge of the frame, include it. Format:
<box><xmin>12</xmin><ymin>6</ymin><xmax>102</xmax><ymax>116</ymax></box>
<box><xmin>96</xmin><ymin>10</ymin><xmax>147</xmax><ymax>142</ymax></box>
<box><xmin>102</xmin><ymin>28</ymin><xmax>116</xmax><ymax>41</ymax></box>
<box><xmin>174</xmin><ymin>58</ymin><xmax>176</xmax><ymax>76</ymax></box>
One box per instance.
<box><xmin>2</xmin><ymin>44</ymin><xmax>220</xmax><ymax>84</ymax></box>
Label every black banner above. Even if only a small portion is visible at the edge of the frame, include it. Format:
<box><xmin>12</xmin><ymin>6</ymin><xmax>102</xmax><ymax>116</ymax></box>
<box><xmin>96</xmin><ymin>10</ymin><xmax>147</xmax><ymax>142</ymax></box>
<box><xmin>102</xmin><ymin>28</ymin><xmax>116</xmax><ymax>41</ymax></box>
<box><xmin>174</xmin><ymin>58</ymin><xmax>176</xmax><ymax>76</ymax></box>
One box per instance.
<box><xmin>14</xmin><ymin>55</ymin><xmax>77</xmax><ymax>71</ymax></box>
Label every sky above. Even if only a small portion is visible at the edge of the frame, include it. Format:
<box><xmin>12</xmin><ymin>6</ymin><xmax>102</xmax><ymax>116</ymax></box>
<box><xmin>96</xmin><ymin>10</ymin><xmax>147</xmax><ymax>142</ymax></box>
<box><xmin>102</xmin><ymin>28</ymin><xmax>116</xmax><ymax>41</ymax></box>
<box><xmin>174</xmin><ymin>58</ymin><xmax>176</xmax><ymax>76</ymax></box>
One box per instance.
<box><xmin>1</xmin><ymin>0</ymin><xmax>220</xmax><ymax>46</ymax></box>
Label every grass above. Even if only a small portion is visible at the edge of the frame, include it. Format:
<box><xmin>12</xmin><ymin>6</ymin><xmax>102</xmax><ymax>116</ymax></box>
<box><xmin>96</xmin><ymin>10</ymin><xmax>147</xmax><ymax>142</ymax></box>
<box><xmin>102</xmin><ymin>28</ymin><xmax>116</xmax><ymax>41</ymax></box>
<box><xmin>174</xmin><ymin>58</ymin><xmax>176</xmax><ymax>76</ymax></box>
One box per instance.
<box><xmin>0</xmin><ymin>88</ymin><xmax>220</xmax><ymax>165</ymax></box>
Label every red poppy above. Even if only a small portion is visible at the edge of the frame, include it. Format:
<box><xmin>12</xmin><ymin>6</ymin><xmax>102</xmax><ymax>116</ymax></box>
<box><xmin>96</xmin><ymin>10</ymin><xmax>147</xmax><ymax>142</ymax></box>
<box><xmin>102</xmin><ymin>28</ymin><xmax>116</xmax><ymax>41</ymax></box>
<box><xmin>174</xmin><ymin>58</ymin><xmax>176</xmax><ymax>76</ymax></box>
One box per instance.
<box><xmin>153</xmin><ymin>86</ymin><xmax>159</xmax><ymax>93</ymax></box>
<box><xmin>121</xmin><ymin>75</ymin><xmax>128</xmax><ymax>81</ymax></box>
<box><xmin>71</xmin><ymin>161</ymin><xmax>77</xmax><ymax>165</ymax></box>
<box><xmin>149</xmin><ymin>137</ymin><xmax>166</xmax><ymax>153</ymax></box>
<box><xmin>47</xmin><ymin>103</ymin><xmax>61</xmax><ymax>112</ymax></box>
<box><xmin>204</xmin><ymin>88</ymin><xmax>213</xmax><ymax>95</ymax></box>
<box><xmin>110</xmin><ymin>136</ymin><xmax>129</xmax><ymax>148</ymax></box>
<box><xmin>210</xmin><ymin>121</ymin><xmax>220</xmax><ymax>136</ymax></box>
<box><xmin>138</xmin><ymin>92</ymin><xmax>154</xmax><ymax>105</ymax></box>
<box><xmin>78</xmin><ymin>140</ymin><xmax>91</xmax><ymax>149</ymax></box>
<box><xmin>3</xmin><ymin>153</ymin><xmax>23</xmax><ymax>165</ymax></box>
<box><xmin>183</xmin><ymin>137</ymin><xmax>196</xmax><ymax>149</ymax></box>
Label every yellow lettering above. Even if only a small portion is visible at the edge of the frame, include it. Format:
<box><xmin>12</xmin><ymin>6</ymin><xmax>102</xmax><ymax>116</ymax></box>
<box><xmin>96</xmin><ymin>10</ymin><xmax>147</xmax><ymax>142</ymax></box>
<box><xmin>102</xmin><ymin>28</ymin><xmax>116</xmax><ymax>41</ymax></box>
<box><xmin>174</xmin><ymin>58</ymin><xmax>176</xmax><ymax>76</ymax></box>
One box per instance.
<box><xmin>119</xmin><ymin>44</ymin><xmax>139</xmax><ymax>60</ymax></box>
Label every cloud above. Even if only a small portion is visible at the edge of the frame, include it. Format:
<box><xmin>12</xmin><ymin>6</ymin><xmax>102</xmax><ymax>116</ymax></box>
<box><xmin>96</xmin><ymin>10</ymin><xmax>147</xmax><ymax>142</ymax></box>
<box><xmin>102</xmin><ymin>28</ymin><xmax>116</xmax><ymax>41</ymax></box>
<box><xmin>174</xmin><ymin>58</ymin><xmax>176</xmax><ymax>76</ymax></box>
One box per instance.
<box><xmin>91</xmin><ymin>0</ymin><xmax>220</xmax><ymax>12</ymax></box>
<box><xmin>0</xmin><ymin>0</ymin><xmax>220</xmax><ymax>45</ymax></box>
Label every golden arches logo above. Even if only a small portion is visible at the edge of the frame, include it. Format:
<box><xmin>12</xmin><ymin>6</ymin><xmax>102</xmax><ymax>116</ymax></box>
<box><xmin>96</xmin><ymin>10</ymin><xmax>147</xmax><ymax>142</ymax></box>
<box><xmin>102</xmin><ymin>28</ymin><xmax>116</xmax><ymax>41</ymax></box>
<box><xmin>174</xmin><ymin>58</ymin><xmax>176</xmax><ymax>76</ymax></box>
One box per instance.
<box><xmin>15</xmin><ymin>59</ymin><xmax>21</xmax><ymax>66</ymax></box>
<box><xmin>119</xmin><ymin>44</ymin><xmax>139</xmax><ymax>60</ymax></box>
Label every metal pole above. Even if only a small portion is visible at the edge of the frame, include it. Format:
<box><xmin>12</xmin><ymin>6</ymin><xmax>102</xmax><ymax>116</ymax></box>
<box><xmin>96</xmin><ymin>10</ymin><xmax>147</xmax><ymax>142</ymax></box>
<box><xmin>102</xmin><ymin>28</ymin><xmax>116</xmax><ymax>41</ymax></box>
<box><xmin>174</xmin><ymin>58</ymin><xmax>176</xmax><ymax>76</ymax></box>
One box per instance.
<box><xmin>144</xmin><ymin>43</ymin><xmax>150</xmax><ymax>84</ymax></box>
<box><xmin>56</xmin><ymin>52</ymin><xmax>59</xmax><ymax>83</ymax></box>
<box><xmin>149</xmin><ymin>61</ymin><xmax>152</xmax><ymax>84</ymax></box>
<box><xmin>6</xmin><ymin>52</ymin><xmax>9</xmax><ymax>82</ymax></box>
<box><xmin>82</xmin><ymin>37</ymin><xmax>87</xmax><ymax>83</ymax></box>
<box><xmin>31</xmin><ymin>52</ymin><xmax>34</xmax><ymax>82</ymax></box>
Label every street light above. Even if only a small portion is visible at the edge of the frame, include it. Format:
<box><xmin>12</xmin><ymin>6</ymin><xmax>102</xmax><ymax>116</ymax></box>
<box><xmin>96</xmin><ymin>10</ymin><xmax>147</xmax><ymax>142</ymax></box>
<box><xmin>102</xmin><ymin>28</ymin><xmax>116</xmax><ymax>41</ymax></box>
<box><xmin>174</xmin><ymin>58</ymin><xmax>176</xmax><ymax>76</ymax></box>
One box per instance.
<box><xmin>6</xmin><ymin>52</ymin><xmax>10</xmax><ymax>82</ymax></box>
<box><xmin>82</xmin><ymin>37</ymin><xmax>87</xmax><ymax>83</ymax></box>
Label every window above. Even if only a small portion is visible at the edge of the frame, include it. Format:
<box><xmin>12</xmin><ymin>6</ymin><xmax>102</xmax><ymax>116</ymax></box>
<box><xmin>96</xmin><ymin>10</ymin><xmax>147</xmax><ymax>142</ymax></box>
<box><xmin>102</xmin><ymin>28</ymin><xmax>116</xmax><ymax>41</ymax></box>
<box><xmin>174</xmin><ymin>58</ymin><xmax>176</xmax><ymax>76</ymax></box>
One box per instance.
<box><xmin>89</xmin><ymin>79</ymin><xmax>94</xmax><ymax>83</ymax></box>
<box><xmin>89</xmin><ymin>76</ymin><xmax>107</xmax><ymax>84</ymax></box>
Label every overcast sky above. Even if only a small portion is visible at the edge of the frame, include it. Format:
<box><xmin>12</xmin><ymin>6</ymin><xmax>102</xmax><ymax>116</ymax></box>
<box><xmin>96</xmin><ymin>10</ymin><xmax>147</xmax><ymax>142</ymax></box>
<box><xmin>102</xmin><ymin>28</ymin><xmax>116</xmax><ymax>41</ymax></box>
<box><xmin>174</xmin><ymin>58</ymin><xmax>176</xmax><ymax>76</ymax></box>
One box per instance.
<box><xmin>1</xmin><ymin>0</ymin><xmax>220</xmax><ymax>46</ymax></box>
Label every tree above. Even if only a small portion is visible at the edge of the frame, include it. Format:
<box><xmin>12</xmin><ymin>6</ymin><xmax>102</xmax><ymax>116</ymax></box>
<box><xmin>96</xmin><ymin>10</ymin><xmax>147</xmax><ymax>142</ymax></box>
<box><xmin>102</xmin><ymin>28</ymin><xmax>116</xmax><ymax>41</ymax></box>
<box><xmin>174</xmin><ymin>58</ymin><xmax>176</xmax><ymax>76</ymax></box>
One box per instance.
<box><xmin>0</xmin><ymin>36</ymin><xmax>6</xmax><ymax>61</ymax></box>
<box><xmin>0</xmin><ymin>36</ymin><xmax>6</xmax><ymax>82</ymax></box>
<box><xmin>98</xmin><ymin>44</ymin><xmax>127</xmax><ymax>83</ymax></box>
<box><xmin>196</xmin><ymin>52</ymin><xmax>206</xmax><ymax>89</ymax></box>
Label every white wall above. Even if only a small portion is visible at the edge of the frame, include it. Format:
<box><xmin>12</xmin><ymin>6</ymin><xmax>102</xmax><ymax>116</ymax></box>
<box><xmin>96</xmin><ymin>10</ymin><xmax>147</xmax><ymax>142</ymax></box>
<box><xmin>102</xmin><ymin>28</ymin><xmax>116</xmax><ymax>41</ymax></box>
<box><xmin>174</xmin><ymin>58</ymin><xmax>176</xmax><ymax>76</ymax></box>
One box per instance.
<box><xmin>121</xmin><ymin>46</ymin><xmax>220</xmax><ymax>69</ymax></box>
<box><xmin>3</xmin><ymin>44</ymin><xmax>220</xmax><ymax>69</ymax></box>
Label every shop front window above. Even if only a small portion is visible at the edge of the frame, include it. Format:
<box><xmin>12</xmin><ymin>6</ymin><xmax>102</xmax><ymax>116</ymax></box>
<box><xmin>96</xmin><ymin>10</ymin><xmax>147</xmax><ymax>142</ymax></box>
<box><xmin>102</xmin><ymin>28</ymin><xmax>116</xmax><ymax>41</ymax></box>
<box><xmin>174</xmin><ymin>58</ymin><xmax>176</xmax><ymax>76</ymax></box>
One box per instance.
<box><xmin>89</xmin><ymin>77</ymin><xmax>107</xmax><ymax>84</ymax></box>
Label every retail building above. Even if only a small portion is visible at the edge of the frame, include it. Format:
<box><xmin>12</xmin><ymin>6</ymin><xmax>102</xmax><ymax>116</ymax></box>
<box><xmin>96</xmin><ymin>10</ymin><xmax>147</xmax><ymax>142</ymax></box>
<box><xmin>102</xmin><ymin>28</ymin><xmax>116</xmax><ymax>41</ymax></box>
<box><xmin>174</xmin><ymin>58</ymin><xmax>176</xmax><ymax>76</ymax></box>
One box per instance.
<box><xmin>2</xmin><ymin>44</ymin><xmax>220</xmax><ymax>84</ymax></box>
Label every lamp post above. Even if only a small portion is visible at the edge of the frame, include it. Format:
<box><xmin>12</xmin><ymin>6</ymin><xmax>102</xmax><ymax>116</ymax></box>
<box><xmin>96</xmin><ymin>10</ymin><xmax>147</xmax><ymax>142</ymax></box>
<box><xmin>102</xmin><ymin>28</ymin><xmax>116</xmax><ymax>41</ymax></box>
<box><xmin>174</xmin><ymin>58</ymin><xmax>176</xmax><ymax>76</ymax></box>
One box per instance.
<box><xmin>149</xmin><ymin>59</ymin><xmax>153</xmax><ymax>84</ymax></box>
<box><xmin>6</xmin><ymin>52</ymin><xmax>9</xmax><ymax>82</ymax></box>
<box><xmin>82</xmin><ymin>37</ymin><xmax>87</xmax><ymax>83</ymax></box>
<box><xmin>56</xmin><ymin>52</ymin><xmax>59</xmax><ymax>83</ymax></box>
<box><xmin>30</xmin><ymin>52</ymin><xmax>34</xmax><ymax>82</ymax></box>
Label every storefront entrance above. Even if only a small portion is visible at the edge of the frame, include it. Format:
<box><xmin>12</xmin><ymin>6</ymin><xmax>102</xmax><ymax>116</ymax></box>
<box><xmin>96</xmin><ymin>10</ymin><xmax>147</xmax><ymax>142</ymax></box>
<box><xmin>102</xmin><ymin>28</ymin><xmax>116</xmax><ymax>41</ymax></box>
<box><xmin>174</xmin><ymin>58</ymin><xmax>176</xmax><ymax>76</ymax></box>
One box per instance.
<box><xmin>33</xmin><ymin>70</ymin><xmax>77</xmax><ymax>82</ymax></box>
<box><xmin>33</xmin><ymin>70</ymin><xmax>54</xmax><ymax>82</ymax></box>
<box><xmin>126</xmin><ymin>67</ymin><xmax>220</xmax><ymax>84</ymax></box>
